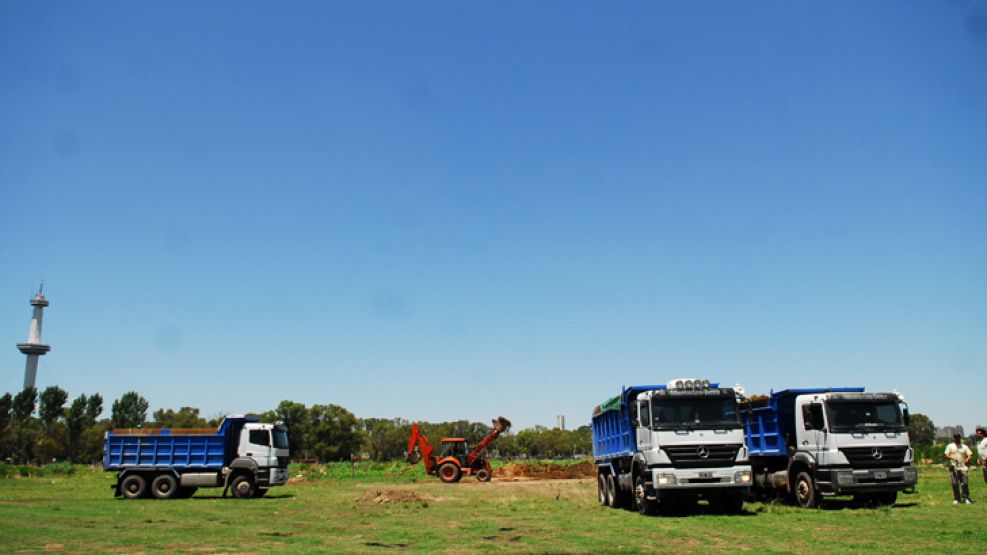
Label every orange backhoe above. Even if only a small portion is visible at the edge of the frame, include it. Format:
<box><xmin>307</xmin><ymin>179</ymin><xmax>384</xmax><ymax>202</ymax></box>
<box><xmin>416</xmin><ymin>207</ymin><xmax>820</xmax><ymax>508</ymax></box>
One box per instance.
<box><xmin>406</xmin><ymin>416</ymin><xmax>512</xmax><ymax>483</ymax></box>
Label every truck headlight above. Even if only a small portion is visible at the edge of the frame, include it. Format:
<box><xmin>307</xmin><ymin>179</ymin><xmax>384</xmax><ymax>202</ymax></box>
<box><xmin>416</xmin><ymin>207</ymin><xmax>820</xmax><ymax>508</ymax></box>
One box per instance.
<box><xmin>657</xmin><ymin>473</ymin><xmax>677</xmax><ymax>485</ymax></box>
<box><xmin>835</xmin><ymin>471</ymin><xmax>854</xmax><ymax>487</ymax></box>
<box><xmin>904</xmin><ymin>448</ymin><xmax>914</xmax><ymax>463</ymax></box>
<box><xmin>734</xmin><ymin>470</ymin><xmax>751</xmax><ymax>484</ymax></box>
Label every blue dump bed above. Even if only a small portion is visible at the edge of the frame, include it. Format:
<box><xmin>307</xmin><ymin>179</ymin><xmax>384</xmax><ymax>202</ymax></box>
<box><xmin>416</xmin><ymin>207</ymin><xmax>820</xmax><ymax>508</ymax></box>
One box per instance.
<box><xmin>103</xmin><ymin>417</ymin><xmax>254</xmax><ymax>471</ymax></box>
<box><xmin>592</xmin><ymin>385</ymin><xmax>666</xmax><ymax>461</ymax></box>
<box><xmin>743</xmin><ymin>387</ymin><xmax>863</xmax><ymax>457</ymax></box>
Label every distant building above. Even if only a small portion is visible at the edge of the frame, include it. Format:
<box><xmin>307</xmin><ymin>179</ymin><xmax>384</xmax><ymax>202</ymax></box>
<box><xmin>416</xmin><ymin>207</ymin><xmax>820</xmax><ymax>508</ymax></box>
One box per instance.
<box><xmin>556</xmin><ymin>415</ymin><xmax>565</xmax><ymax>430</ymax></box>
<box><xmin>935</xmin><ymin>425</ymin><xmax>965</xmax><ymax>440</ymax></box>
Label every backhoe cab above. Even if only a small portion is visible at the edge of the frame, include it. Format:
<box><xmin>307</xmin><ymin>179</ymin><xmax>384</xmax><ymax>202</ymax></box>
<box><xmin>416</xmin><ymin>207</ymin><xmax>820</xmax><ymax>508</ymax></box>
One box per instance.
<box><xmin>407</xmin><ymin>416</ymin><xmax>512</xmax><ymax>483</ymax></box>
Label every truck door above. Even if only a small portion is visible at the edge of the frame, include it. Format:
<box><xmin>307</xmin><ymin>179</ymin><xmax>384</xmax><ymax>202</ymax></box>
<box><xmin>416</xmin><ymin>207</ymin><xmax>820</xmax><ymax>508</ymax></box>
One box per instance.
<box><xmin>240</xmin><ymin>426</ymin><xmax>274</xmax><ymax>467</ymax></box>
<box><xmin>797</xmin><ymin>399</ymin><xmax>827</xmax><ymax>456</ymax></box>
<box><xmin>636</xmin><ymin>400</ymin><xmax>652</xmax><ymax>451</ymax></box>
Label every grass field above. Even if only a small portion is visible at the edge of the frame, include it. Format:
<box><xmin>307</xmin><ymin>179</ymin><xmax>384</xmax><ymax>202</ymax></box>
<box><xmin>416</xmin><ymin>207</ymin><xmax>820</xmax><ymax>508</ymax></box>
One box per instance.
<box><xmin>1</xmin><ymin>463</ymin><xmax>986</xmax><ymax>553</ymax></box>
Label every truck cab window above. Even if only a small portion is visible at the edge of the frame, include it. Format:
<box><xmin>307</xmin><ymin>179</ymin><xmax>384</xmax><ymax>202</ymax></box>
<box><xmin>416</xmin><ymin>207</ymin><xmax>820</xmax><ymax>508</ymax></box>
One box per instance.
<box><xmin>803</xmin><ymin>404</ymin><xmax>825</xmax><ymax>431</ymax></box>
<box><xmin>249</xmin><ymin>429</ymin><xmax>271</xmax><ymax>446</ymax></box>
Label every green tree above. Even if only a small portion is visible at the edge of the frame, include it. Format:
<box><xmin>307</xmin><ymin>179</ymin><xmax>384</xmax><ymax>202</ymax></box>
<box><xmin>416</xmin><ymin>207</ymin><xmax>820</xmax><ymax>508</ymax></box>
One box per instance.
<box><xmin>150</xmin><ymin>407</ymin><xmax>208</xmax><ymax>429</ymax></box>
<box><xmin>39</xmin><ymin>386</ymin><xmax>69</xmax><ymax>429</ymax></box>
<box><xmin>363</xmin><ymin>418</ymin><xmax>411</xmax><ymax>461</ymax></box>
<box><xmin>308</xmin><ymin>404</ymin><xmax>363</xmax><ymax>462</ymax></box>
<box><xmin>12</xmin><ymin>388</ymin><xmax>37</xmax><ymax>420</ymax></box>
<box><xmin>86</xmin><ymin>394</ymin><xmax>103</xmax><ymax>423</ymax></box>
<box><xmin>275</xmin><ymin>400</ymin><xmax>310</xmax><ymax>460</ymax></box>
<box><xmin>0</xmin><ymin>393</ymin><xmax>12</xmax><ymax>461</ymax></box>
<box><xmin>111</xmin><ymin>391</ymin><xmax>149</xmax><ymax>429</ymax></box>
<box><xmin>907</xmin><ymin>412</ymin><xmax>935</xmax><ymax>446</ymax></box>
<box><xmin>65</xmin><ymin>394</ymin><xmax>89</xmax><ymax>461</ymax></box>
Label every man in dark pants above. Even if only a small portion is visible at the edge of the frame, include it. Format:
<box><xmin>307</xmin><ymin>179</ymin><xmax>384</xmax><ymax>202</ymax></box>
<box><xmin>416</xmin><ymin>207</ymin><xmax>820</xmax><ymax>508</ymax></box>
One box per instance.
<box><xmin>977</xmin><ymin>428</ymin><xmax>987</xmax><ymax>487</ymax></box>
<box><xmin>945</xmin><ymin>433</ymin><xmax>973</xmax><ymax>504</ymax></box>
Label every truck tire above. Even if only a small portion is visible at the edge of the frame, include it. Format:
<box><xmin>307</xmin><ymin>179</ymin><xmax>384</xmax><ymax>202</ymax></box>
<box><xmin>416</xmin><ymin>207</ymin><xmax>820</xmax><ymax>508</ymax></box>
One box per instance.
<box><xmin>598</xmin><ymin>473</ymin><xmax>608</xmax><ymax>505</ymax></box>
<box><xmin>606</xmin><ymin>474</ymin><xmax>619</xmax><ymax>508</ymax></box>
<box><xmin>151</xmin><ymin>474</ymin><xmax>178</xmax><ymax>500</ymax></box>
<box><xmin>875</xmin><ymin>491</ymin><xmax>897</xmax><ymax>506</ymax></box>
<box><xmin>231</xmin><ymin>474</ymin><xmax>257</xmax><ymax>499</ymax></box>
<box><xmin>175</xmin><ymin>487</ymin><xmax>197</xmax><ymax>498</ymax></box>
<box><xmin>255</xmin><ymin>488</ymin><xmax>269</xmax><ymax>498</ymax></box>
<box><xmin>438</xmin><ymin>462</ymin><xmax>462</xmax><ymax>483</ymax></box>
<box><xmin>634</xmin><ymin>474</ymin><xmax>658</xmax><ymax>516</ymax></box>
<box><xmin>120</xmin><ymin>474</ymin><xmax>147</xmax><ymax>499</ymax></box>
<box><xmin>793</xmin><ymin>471</ymin><xmax>819</xmax><ymax>509</ymax></box>
<box><xmin>714</xmin><ymin>493</ymin><xmax>744</xmax><ymax>514</ymax></box>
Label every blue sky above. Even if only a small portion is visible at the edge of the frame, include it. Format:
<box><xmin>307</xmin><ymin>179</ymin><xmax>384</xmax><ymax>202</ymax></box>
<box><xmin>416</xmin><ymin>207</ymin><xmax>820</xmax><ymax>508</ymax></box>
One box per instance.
<box><xmin>2</xmin><ymin>2</ymin><xmax>985</xmax><ymax>432</ymax></box>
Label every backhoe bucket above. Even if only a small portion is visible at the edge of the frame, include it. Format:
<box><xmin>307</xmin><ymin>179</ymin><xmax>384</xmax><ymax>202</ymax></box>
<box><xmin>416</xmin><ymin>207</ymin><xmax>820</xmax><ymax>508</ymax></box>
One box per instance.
<box><xmin>492</xmin><ymin>416</ymin><xmax>512</xmax><ymax>432</ymax></box>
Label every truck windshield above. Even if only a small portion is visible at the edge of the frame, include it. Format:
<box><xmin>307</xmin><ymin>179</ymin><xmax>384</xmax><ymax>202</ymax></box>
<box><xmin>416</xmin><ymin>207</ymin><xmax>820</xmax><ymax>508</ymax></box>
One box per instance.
<box><xmin>825</xmin><ymin>400</ymin><xmax>906</xmax><ymax>433</ymax></box>
<box><xmin>273</xmin><ymin>427</ymin><xmax>289</xmax><ymax>449</ymax></box>
<box><xmin>650</xmin><ymin>398</ymin><xmax>740</xmax><ymax>430</ymax></box>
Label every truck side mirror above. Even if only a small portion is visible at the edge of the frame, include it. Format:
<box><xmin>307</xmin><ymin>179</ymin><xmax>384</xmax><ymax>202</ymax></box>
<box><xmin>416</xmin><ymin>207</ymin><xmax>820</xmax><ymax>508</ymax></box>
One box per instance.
<box><xmin>902</xmin><ymin>408</ymin><xmax>910</xmax><ymax>426</ymax></box>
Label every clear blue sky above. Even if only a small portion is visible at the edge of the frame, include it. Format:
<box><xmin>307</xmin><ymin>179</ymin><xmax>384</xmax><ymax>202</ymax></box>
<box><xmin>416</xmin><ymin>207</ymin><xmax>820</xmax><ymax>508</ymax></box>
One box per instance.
<box><xmin>2</xmin><ymin>2</ymin><xmax>985</xmax><ymax>433</ymax></box>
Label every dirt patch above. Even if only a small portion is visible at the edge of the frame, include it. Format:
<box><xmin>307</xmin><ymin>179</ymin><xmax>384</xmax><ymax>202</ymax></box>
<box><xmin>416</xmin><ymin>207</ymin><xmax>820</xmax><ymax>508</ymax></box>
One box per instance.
<box><xmin>356</xmin><ymin>490</ymin><xmax>429</xmax><ymax>504</ymax></box>
<box><xmin>494</xmin><ymin>461</ymin><xmax>595</xmax><ymax>480</ymax></box>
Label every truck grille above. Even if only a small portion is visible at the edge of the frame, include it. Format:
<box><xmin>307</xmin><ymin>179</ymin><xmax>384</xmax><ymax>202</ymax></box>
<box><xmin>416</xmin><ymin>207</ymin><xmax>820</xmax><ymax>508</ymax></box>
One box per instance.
<box><xmin>663</xmin><ymin>444</ymin><xmax>741</xmax><ymax>468</ymax></box>
<box><xmin>278</xmin><ymin>456</ymin><xmax>290</xmax><ymax>468</ymax></box>
<box><xmin>839</xmin><ymin>446</ymin><xmax>907</xmax><ymax>469</ymax></box>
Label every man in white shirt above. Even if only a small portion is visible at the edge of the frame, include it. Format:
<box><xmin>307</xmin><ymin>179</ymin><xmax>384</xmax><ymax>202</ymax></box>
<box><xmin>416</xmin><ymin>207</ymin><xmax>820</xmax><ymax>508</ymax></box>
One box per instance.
<box><xmin>945</xmin><ymin>433</ymin><xmax>973</xmax><ymax>504</ymax></box>
<box><xmin>977</xmin><ymin>428</ymin><xmax>987</xmax><ymax>486</ymax></box>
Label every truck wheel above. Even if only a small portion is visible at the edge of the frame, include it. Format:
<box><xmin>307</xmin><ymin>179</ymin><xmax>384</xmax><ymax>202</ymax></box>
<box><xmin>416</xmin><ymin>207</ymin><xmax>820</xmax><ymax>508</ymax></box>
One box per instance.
<box><xmin>475</xmin><ymin>469</ymin><xmax>491</xmax><ymax>482</ymax></box>
<box><xmin>715</xmin><ymin>493</ymin><xmax>744</xmax><ymax>514</ymax></box>
<box><xmin>875</xmin><ymin>491</ymin><xmax>897</xmax><ymax>506</ymax></box>
<box><xmin>151</xmin><ymin>474</ymin><xmax>178</xmax><ymax>499</ymax></box>
<box><xmin>175</xmin><ymin>487</ymin><xmax>197</xmax><ymax>498</ymax></box>
<box><xmin>598</xmin><ymin>473</ymin><xmax>608</xmax><ymax>505</ymax></box>
<box><xmin>794</xmin><ymin>471</ymin><xmax>819</xmax><ymax>509</ymax></box>
<box><xmin>634</xmin><ymin>475</ymin><xmax>658</xmax><ymax>515</ymax></box>
<box><xmin>438</xmin><ymin>462</ymin><xmax>462</xmax><ymax>483</ymax></box>
<box><xmin>231</xmin><ymin>474</ymin><xmax>256</xmax><ymax>499</ymax></box>
<box><xmin>120</xmin><ymin>474</ymin><xmax>147</xmax><ymax>499</ymax></box>
<box><xmin>606</xmin><ymin>474</ymin><xmax>618</xmax><ymax>508</ymax></box>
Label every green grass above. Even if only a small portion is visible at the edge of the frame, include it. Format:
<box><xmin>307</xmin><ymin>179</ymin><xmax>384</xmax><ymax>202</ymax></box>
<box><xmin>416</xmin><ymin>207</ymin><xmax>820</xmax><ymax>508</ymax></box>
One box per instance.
<box><xmin>1</xmin><ymin>464</ymin><xmax>985</xmax><ymax>553</ymax></box>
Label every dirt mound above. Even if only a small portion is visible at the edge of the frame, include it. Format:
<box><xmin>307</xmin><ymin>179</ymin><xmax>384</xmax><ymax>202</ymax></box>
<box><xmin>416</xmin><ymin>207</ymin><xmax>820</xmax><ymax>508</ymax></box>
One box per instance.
<box><xmin>356</xmin><ymin>490</ymin><xmax>427</xmax><ymax>504</ymax></box>
<box><xmin>494</xmin><ymin>461</ymin><xmax>595</xmax><ymax>480</ymax></box>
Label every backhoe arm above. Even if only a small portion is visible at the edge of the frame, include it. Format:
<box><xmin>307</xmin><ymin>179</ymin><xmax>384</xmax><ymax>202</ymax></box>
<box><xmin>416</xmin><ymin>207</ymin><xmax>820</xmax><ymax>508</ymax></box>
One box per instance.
<box><xmin>406</xmin><ymin>423</ymin><xmax>435</xmax><ymax>474</ymax></box>
<box><xmin>467</xmin><ymin>416</ymin><xmax>512</xmax><ymax>467</ymax></box>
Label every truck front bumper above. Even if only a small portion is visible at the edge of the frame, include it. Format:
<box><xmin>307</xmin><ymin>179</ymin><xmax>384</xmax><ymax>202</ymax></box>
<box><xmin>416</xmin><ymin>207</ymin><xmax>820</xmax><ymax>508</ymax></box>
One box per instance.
<box><xmin>257</xmin><ymin>467</ymin><xmax>289</xmax><ymax>488</ymax></box>
<box><xmin>650</xmin><ymin>465</ymin><xmax>752</xmax><ymax>492</ymax></box>
<box><xmin>820</xmin><ymin>466</ymin><xmax>918</xmax><ymax>495</ymax></box>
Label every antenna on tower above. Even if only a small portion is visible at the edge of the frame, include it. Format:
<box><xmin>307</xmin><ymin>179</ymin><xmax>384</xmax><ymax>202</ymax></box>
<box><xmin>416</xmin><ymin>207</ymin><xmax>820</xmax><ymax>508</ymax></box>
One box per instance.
<box><xmin>39</xmin><ymin>280</ymin><xmax>45</xmax><ymax>295</ymax></box>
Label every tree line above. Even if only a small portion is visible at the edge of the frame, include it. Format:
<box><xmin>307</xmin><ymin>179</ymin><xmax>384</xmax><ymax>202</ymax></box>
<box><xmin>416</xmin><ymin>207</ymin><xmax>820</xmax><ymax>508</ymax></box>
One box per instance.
<box><xmin>0</xmin><ymin>387</ymin><xmax>592</xmax><ymax>465</ymax></box>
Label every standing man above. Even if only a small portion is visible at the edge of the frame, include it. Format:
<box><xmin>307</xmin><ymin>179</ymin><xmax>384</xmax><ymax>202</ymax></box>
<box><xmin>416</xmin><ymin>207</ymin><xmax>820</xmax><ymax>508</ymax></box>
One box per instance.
<box><xmin>977</xmin><ymin>428</ymin><xmax>987</xmax><ymax>486</ymax></box>
<box><xmin>945</xmin><ymin>433</ymin><xmax>973</xmax><ymax>504</ymax></box>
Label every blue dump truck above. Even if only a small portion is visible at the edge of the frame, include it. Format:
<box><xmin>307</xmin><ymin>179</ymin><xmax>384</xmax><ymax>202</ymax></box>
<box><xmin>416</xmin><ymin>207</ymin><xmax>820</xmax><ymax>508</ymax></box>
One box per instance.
<box><xmin>104</xmin><ymin>415</ymin><xmax>290</xmax><ymax>499</ymax></box>
<box><xmin>592</xmin><ymin>379</ymin><xmax>752</xmax><ymax>515</ymax></box>
<box><xmin>742</xmin><ymin>388</ymin><xmax>917</xmax><ymax>508</ymax></box>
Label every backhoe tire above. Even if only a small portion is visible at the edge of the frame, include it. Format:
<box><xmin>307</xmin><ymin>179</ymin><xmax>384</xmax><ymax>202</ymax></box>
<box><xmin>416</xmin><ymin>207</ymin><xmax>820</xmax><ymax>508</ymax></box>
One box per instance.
<box><xmin>598</xmin><ymin>473</ymin><xmax>608</xmax><ymax>505</ymax></box>
<box><xmin>475</xmin><ymin>469</ymin><xmax>491</xmax><ymax>482</ymax></box>
<box><xmin>438</xmin><ymin>462</ymin><xmax>462</xmax><ymax>483</ymax></box>
<box><xmin>120</xmin><ymin>474</ymin><xmax>147</xmax><ymax>499</ymax></box>
<box><xmin>794</xmin><ymin>471</ymin><xmax>819</xmax><ymax>509</ymax></box>
<box><xmin>231</xmin><ymin>474</ymin><xmax>257</xmax><ymax>499</ymax></box>
<box><xmin>151</xmin><ymin>474</ymin><xmax>178</xmax><ymax>499</ymax></box>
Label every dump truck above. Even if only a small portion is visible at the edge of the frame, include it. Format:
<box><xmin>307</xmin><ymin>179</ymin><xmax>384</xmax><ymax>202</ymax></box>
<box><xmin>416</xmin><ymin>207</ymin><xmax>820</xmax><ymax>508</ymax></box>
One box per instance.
<box><xmin>104</xmin><ymin>415</ymin><xmax>289</xmax><ymax>499</ymax></box>
<box><xmin>592</xmin><ymin>379</ymin><xmax>752</xmax><ymax>515</ymax></box>
<box><xmin>742</xmin><ymin>387</ymin><xmax>917</xmax><ymax>508</ymax></box>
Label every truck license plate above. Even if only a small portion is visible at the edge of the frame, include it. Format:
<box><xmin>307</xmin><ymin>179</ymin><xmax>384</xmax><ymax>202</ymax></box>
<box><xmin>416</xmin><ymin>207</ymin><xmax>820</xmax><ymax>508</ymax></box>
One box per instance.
<box><xmin>698</xmin><ymin>472</ymin><xmax>713</xmax><ymax>479</ymax></box>
<box><xmin>874</xmin><ymin>471</ymin><xmax>887</xmax><ymax>480</ymax></box>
